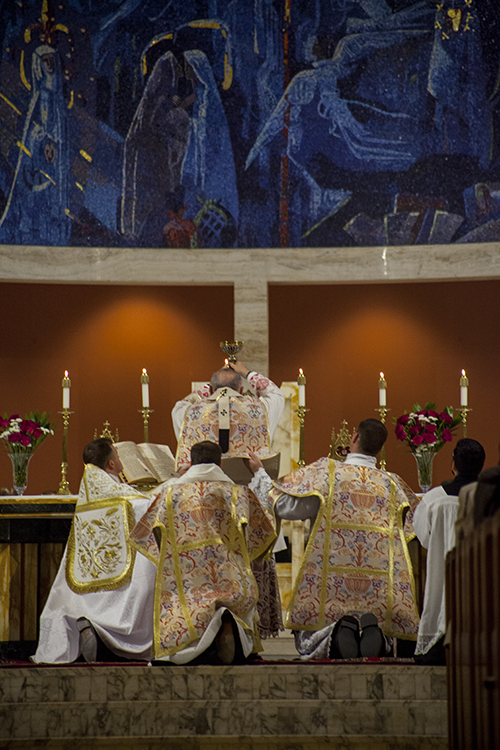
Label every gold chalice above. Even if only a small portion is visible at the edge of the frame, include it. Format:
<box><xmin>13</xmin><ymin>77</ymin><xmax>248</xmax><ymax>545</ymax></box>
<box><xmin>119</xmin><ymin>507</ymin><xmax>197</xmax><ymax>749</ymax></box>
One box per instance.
<box><xmin>220</xmin><ymin>340</ymin><xmax>244</xmax><ymax>364</ymax></box>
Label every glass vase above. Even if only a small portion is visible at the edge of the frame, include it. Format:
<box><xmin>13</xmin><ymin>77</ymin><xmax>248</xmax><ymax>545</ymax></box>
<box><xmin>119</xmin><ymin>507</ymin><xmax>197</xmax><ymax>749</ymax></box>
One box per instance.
<box><xmin>413</xmin><ymin>449</ymin><xmax>436</xmax><ymax>493</ymax></box>
<box><xmin>8</xmin><ymin>450</ymin><xmax>34</xmax><ymax>496</ymax></box>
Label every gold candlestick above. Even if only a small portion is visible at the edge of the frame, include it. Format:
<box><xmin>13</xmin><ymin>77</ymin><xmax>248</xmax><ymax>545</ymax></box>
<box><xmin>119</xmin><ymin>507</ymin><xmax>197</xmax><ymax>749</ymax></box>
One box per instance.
<box><xmin>139</xmin><ymin>407</ymin><xmax>153</xmax><ymax>443</ymax></box>
<box><xmin>458</xmin><ymin>406</ymin><xmax>472</xmax><ymax>437</ymax></box>
<box><xmin>297</xmin><ymin>405</ymin><xmax>308</xmax><ymax>467</ymax></box>
<box><xmin>58</xmin><ymin>408</ymin><xmax>73</xmax><ymax>495</ymax></box>
<box><xmin>375</xmin><ymin>406</ymin><xmax>390</xmax><ymax>470</ymax></box>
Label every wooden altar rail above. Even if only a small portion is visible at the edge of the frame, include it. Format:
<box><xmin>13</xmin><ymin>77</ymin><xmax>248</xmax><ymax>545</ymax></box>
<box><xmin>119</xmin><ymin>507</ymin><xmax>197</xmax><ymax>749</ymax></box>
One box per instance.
<box><xmin>446</xmin><ymin>507</ymin><xmax>500</xmax><ymax>750</ymax></box>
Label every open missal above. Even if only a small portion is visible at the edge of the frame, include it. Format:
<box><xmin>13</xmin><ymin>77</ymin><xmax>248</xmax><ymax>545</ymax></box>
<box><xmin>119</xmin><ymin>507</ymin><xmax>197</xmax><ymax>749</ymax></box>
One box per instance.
<box><xmin>114</xmin><ymin>442</ymin><xmax>176</xmax><ymax>485</ymax></box>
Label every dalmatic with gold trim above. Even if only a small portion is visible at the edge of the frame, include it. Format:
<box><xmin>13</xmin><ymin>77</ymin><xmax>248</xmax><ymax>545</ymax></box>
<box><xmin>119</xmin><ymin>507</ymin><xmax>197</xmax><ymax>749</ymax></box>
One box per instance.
<box><xmin>132</xmin><ymin>479</ymin><xmax>276</xmax><ymax>658</ymax></box>
<box><xmin>34</xmin><ymin>464</ymin><xmax>158</xmax><ymax>664</ymax></box>
<box><xmin>270</xmin><ymin>458</ymin><xmax>420</xmax><ymax>638</ymax></box>
<box><xmin>175</xmin><ymin>388</ymin><xmax>279</xmax><ymax>471</ymax></box>
<box><xmin>66</xmin><ymin>463</ymin><xmax>157</xmax><ymax>593</ymax></box>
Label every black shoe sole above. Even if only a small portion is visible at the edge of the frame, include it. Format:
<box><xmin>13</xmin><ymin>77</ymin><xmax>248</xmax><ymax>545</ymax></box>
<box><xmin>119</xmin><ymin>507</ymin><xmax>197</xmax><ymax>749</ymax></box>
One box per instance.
<box><xmin>359</xmin><ymin>613</ymin><xmax>384</xmax><ymax>657</ymax></box>
<box><xmin>332</xmin><ymin>616</ymin><xmax>360</xmax><ymax>659</ymax></box>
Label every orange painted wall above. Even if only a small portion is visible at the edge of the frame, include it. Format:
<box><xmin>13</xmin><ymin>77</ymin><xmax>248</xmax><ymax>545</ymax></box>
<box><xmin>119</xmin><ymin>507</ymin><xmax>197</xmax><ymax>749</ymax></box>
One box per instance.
<box><xmin>2</xmin><ymin>279</ymin><xmax>499</xmax><ymax>496</ymax></box>
<box><xmin>0</xmin><ymin>284</ymin><xmax>233</xmax><ymax>495</ymax></box>
<box><xmin>269</xmin><ymin>280</ymin><xmax>500</xmax><ymax>492</ymax></box>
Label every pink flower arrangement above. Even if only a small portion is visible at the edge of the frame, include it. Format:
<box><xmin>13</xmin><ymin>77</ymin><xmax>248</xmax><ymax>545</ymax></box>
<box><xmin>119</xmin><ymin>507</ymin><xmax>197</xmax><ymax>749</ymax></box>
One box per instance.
<box><xmin>0</xmin><ymin>411</ymin><xmax>56</xmax><ymax>453</ymax></box>
<box><xmin>394</xmin><ymin>403</ymin><xmax>461</xmax><ymax>454</ymax></box>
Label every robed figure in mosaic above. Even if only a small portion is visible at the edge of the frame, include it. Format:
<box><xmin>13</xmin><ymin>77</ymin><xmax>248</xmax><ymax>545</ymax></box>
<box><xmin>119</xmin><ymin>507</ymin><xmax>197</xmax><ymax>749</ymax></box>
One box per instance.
<box><xmin>131</xmin><ymin>441</ymin><xmax>277</xmax><ymax>664</ymax></box>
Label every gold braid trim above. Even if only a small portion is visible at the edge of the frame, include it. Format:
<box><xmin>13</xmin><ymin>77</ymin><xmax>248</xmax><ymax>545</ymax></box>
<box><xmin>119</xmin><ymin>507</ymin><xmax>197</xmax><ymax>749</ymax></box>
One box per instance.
<box><xmin>397</xmin><ymin>499</ymin><xmax>420</xmax><ymax>637</ymax></box>
<box><xmin>317</xmin><ymin>459</ymin><xmax>337</xmax><ymax>628</ymax></box>
<box><xmin>230</xmin><ymin>485</ymin><xmax>250</xmax><ymax>604</ymax></box>
<box><xmin>383</xmin><ymin>477</ymin><xmax>397</xmax><ymax>633</ymax></box>
<box><xmin>284</xmin><ymin>487</ymin><xmax>327</xmax><ymax>629</ymax></box>
<box><xmin>165</xmin><ymin>485</ymin><xmax>198</xmax><ymax>642</ymax></box>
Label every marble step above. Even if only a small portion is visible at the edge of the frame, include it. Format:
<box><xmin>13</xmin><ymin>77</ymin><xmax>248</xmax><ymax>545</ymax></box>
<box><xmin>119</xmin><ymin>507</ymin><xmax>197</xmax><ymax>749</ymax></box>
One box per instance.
<box><xmin>0</xmin><ymin>664</ymin><xmax>448</xmax><ymax>744</ymax></box>
<box><xmin>0</xmin><ymin>739</ymin><xmax>449</xmax><ymax>750</ymax></box>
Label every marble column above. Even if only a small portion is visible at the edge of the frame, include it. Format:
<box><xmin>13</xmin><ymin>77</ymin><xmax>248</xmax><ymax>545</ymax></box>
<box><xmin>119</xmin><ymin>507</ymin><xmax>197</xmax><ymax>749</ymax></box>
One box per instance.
<box><xmin>233</xmin><ymin>279</ymin><xmax>268</xmax><ymax>375</ymax></box>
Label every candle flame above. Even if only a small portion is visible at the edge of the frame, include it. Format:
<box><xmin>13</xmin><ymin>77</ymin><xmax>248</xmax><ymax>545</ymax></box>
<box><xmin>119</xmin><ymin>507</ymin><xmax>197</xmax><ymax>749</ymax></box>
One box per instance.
<box><xmin>142</xmin><ymin>368</ymin><xmax>147</xmax><ymax>374</ymax></box>
<box><xmin>461</xmin><ymin>369</ymin><xmax>466</xmax><ymax>377</ymax></box>
<box><xmin>299</xmin><ymin>368</ymin><xmax>303</xmax><ymax>375</ymax></box>
<box><xmin>380</xmin><ymin>372</ymin><xmax>384</xmax><ymax>378</ymax></box>
<box><xmin>224</xmin><ymin>358</ymin><xmax>229</xmax><ymax>366</ymax></box>
<box><xmin>64</xmin><ymin>370</ymin><xmax>69</xmax><ymax>377</ymax></box>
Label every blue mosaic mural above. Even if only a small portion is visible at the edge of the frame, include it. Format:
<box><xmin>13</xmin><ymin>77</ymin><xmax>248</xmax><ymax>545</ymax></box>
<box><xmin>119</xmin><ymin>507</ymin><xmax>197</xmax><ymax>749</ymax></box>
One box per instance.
<box><xmin>0</xmin><ymin>0</ymin><xmax>499</xmax><ymax>248</ymax></box>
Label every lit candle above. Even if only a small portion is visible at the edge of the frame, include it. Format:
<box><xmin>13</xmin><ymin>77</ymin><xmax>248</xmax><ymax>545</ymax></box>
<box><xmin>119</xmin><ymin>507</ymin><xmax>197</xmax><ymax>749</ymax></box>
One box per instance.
<box><xmin>297</xmin><ymin>368</ymin><xmax>306</xmax><ymax>407</ymax></box>
<box><xmin>141</xmin><ymin>368</ymin><xmax>150</xmax><ymax>408</ymax></box>
<box><xmin>62</xmin><ymin>370</ymin><xmax>71</xmax><ymax>409</ymax></box>
<box><xmin>460</xmin><ymin>369</ymin><xmax>468</xmax><ymax>407</ymax></box>
<box><xmin>224</xmin><ymin>358</ymin><xmax>229</xmax><ymax>367</ymax></box>
<box><xmin>378</xmin><ymin>372</ymin><xmax>387</xmax><ymax>406</ymax></box>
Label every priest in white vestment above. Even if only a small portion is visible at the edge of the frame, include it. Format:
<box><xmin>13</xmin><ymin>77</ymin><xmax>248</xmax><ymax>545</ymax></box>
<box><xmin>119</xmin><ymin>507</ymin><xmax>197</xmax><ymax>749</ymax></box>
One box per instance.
<box><xmin>130</xmin><ymin>441</ymin><xmax>277</xmax><ymax>664</ymax></box>
<box><xmin>413</xmin><ymin>438</ymin><xmax>485</xmax><ymax>664</ymax></box>
<box><xmin>251</xmin><ymin>419</ymin><xmax>420</xmax><ymax>660</ymax></box>
<box><xmin>33</xmin><ymin>439</ymin><xmax>158</xmax><ymax>663</ymax></box>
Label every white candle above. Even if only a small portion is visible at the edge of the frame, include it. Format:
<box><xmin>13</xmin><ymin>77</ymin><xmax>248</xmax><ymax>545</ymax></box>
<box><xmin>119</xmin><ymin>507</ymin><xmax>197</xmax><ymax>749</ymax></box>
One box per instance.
<box><xmin>141</xmin><ymin>368</ymin><xmax>150</xmax><ymax>408</ymax></box>
<box><xmin>460</xmin><ymin>369</ymin><xmax>468</xmax><ymax>407</ymax></box>
<box><xmin>62</xmin><ymin>370</ymin><xmax>71</xmax><ymax>409</ymax></box>
<box><xmin>297</xmin><ymin>368</ymin><xmax>306</xmax><ymax>407</ymax></box>
<box><xmin>378</xmin><ymin>372</ymin><xmax>387</xmax><ymax>406</ymax></box>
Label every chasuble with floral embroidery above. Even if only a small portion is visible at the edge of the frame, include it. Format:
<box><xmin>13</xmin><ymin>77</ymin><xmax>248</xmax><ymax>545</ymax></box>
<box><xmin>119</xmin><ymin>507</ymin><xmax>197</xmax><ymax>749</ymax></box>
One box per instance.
<box><xmin>271</xmin><ymin>457</ymin><xmax>420</xmax><ymax>638</ymax></box>
<box><xmin>132</xmin><ymin>479</ymin><xmax>276</xmax><ymax>658</ymax></box>
<box><xmin>174</xmin><ymin>389</ymin><xmax>279</xmax><ymax>471</ymax></box>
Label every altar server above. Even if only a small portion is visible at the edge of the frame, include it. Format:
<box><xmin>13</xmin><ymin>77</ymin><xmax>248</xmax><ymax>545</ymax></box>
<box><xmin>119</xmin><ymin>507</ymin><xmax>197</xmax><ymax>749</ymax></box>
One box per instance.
<box><xmin>413</xmin><ymin>438</ymin><xmax>485</xmax><ymax>664</ymax></box>
<box><xmin>250</xmin><ymin>419</ymin><xmax>420</xmax><ymax>659</ymax></box>
<box><xmin>33</xmin><ymin>439</ymin><xmax>158</xmax><ymax>663</ymax></box>
<box><xmin>130</xmin><ymin>441</ymin><xmax>276</xmax><ymax>664</ymax></box>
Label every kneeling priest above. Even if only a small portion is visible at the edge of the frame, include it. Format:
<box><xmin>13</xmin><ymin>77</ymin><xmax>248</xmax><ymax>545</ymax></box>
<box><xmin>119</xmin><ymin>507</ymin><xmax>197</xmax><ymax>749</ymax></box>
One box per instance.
<box><xmin>131</xmin><ymin>440</ymin><xmax>277</xmax><ymax>664</ymax></box>
<box><xmin>251</xmin><ymin>419</ymin><xmax>420</xmax><ymax>659</ymax></box>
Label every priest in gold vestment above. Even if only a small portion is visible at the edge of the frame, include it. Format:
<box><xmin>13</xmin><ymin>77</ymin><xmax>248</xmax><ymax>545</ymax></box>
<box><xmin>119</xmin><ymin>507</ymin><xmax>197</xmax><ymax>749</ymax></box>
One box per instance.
<box><xmin>131</xmin><ymin>441</ymin><xmax>277</xmax><ymax>664</ymax></box>
<box><xmin>253</xmin><ymin>419</ymin><xmax>420</xmax><ymax>659</ymax></box>
<box><xmin>172</xmin><ymin>360</ymin><xmax>284</xmax><ymax>477</ymax></box>
<box><xmin>172</xmin><ymin>359</ymin><xmax>285</xmax><ymax>640</ymax></box>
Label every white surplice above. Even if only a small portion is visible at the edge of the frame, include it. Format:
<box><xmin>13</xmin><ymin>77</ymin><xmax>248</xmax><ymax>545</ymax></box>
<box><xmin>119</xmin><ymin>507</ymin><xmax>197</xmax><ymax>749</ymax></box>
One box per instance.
<box><xmin>413</xmin><ymin>485</ymin><xmax>459</xmax><ymax>655</ymax></box>
<box><xmin>32</xmin><ymin>469</ymin><xmax>157</xmax><ymax>663</ymax></box>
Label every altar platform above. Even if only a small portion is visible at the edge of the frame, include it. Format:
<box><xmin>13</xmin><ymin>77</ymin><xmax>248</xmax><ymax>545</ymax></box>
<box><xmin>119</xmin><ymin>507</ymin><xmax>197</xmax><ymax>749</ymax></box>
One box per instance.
<box><xmin>0</xmin><ymin>655</ymin><xmax>448</xmax><ymax>749</ymax></box>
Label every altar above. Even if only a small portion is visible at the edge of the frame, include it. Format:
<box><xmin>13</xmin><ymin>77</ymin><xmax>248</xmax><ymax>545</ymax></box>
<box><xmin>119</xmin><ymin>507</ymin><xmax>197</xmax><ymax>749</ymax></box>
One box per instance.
<box><xmin>0</xmin><ymin>495</ymin><xmax>77</xmax><ymax>659</ymax></box>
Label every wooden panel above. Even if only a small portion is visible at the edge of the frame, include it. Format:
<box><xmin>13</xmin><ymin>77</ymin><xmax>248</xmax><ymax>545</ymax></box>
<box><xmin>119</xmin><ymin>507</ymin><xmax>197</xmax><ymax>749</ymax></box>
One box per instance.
<box><xmin>446</xmin><ymin>508</ymin><xmax>500</xmax><ymax>750</ymax></box>
<box><xmin>1</xmin><ymin>542</ymin><xmax>65</xmax><ymax>643</ymax></box>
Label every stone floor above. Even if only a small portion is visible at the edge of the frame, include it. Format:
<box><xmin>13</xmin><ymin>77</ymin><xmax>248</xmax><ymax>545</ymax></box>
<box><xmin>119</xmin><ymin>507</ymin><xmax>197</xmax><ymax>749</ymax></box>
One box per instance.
<box><xmin>0</xmin><ymin>643</ymin><xmax>448</xmax><ymax>750</ymax></box>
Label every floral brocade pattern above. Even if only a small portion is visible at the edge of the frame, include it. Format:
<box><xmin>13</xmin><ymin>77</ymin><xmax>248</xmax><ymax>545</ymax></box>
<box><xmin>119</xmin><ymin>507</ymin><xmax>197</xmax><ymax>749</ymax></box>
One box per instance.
<box><xmin>145</xmin><ymin>481</ymin><xmax>276</xmax><ymax>656</ymax></box>
<box><xmin>74</xmin><ymin>506</ymin><xmax>127</xmax><ymax>580</ymax></box>
<box><xmin>66</xmin><ymin>464</ymin><xmax>155</xmax><ymax>593</ymax></box>
<box><xmin>175</xmin><ymin>394</ymin><xmax>276</xmax><ymax>469</ymax></box>
<box><xmin>271</xmin><ymin>459</ymin><xmax>420</xmax><ymax>638</ymax></box>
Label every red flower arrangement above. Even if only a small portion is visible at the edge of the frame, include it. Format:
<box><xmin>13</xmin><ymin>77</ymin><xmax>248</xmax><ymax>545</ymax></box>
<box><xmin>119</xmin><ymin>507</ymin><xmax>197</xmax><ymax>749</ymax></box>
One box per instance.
<box><xmin>394</xmin><ymin>403</ymin><xmax>462</xmax><ymax>453</ymax></box>
<box><xmin>0</xmin><ymin>412</ymin><xmax>56</xmax><ymax>453</ymax></box>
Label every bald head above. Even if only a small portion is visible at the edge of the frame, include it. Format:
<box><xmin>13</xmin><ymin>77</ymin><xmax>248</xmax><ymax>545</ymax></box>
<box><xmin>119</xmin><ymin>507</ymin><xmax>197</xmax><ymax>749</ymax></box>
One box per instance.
<box><xmin>211</xmin><ymin>368</ymin><xmax>242</xmax><ymax>392</ymax></box>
